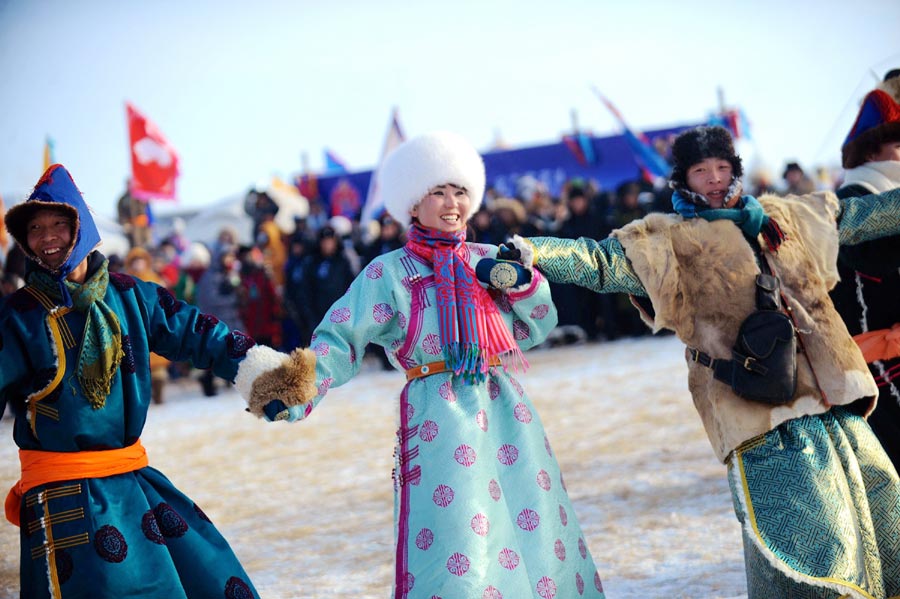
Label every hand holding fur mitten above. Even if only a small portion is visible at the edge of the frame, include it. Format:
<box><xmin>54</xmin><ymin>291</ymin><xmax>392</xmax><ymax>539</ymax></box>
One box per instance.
<box><xmin>503</xmin><ymin>235</ymin><xmax>536</xmax><ymax>270</ymax></box>
<box><xmin>235</xmin><ymin>345</ymin><xmax>318</xmax><ymax>422</ymax></box>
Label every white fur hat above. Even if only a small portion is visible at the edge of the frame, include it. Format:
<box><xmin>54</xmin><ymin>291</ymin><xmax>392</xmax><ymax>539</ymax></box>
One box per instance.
<box><xmin>379</xmin><ymin>131</ymin><xmax>485</xmax><ymax>227</ymax></box>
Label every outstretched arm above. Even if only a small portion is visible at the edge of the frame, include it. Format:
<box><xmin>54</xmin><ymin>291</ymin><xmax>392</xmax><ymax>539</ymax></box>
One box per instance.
<box><xmin>513</xmin><ymin>235</ymin><xmax>648</xmax><ymax>296</ymax></box>
<box><xmin>837</xmin><ymin>188</ymin><xmax>900</xmax><ymax>245</ymax></box>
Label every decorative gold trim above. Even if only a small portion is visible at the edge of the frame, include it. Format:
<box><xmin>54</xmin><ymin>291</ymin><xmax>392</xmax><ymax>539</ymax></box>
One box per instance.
<box><xmin>23</xmin><ymin>288</ymin><xmax>72</xmax><ymax>439</ymax></box>
<box><xmin>27</xmin><ymin>507</ymin><xmax>85</xmax><ymax>535</ymax></box>
<box><xmin>25</xmin><ymin>484</ymin><xmax>81</xmax><ymax>507</ymax></box>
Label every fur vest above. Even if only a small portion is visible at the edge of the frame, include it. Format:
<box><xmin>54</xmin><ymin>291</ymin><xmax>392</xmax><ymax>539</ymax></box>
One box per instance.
<box><xmin>614</xmin><ymin>191</ymin><xmax>878</xmax><ymax>462</ymax></box>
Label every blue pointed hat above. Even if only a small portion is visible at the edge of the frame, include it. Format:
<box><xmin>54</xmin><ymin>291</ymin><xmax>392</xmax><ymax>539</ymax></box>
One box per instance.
<box><xmin>5</xmin><ymin>164</ymin><xmax>101</xmax><ymax>282</ymax></box>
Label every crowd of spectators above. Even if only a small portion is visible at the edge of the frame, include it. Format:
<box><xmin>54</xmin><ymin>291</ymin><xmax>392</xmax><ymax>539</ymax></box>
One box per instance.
<box><xmin>0</xmin><ymin>162</ymin><xmax>842</xmax><ymax>402</ymax></box>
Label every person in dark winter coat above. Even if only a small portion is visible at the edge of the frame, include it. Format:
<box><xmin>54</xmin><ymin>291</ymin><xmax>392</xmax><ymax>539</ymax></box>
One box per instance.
<box><xmin>829</xmin><ymin>74</ymin><xmax>900</xmax><ymax>472</ymax></box>
<box><xmin>194</xmin><ymin>244</ymin><xmax>244</xmax><ymax>396</ymax></box>
<box><xmin>296</xmin><ymin>225</ymin><xmax>355</xmax><ymax>334</ymax></box>
<box><xmin>1</xmin><ymin>164</ymin><xmax>260</xmax><ymax>598</ymax></box>
<box><xmin>508</xmin><ymin>126</ymin><xmax>900</xmax><ymax>598</ymax></box>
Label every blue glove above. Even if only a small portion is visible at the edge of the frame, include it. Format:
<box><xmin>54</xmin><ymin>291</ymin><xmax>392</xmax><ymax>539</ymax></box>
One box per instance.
<box><xmin>476</xmin><ymin>257</ymin><xmax>532</xmax><ymax>290</ymax></box>
<box><xmin>263</xmin><ymin>399</ymin><xmax>290</xmax><ymax>421</ymax></box>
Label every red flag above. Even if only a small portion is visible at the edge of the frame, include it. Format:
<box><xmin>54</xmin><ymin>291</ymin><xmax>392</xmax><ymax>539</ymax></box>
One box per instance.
<box><xmin>126</xmin><ymin>102</ymin><xmax>179</xmax><ymax>200</ymax></box>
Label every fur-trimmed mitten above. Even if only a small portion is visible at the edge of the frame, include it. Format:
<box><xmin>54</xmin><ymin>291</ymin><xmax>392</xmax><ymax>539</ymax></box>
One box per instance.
<box><xmin>501</xmin><ymin>235</ymin><xmax>536</xmax><ymax>270</ymax></box>
<box><xmin>235</xmin><ymin>345</ymin><xmax>317</xmax><ymax>421</ymax></box>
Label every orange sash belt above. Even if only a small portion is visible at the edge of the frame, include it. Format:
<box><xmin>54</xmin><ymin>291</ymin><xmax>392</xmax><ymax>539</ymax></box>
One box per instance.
<box><xmin>5</xmin><ymin>439</ymin><xmax>149</xmax><ymax>527</ymax></box>
<box><xmin>853</xmin><ymin>324</ymin><xmax>900</xmax><ymax>364</ymax></box>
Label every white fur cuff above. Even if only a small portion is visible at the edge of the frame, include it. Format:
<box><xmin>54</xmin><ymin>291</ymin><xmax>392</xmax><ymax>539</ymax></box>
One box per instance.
<box><xmin>235</xmin><ymin>345</ymin><xmax>290</xmax><ymax>402</ymax></box>
<box><xmin>511</xmin><ymin>235</ymin><xmax>536</xmax><ymax>270</ymax></box>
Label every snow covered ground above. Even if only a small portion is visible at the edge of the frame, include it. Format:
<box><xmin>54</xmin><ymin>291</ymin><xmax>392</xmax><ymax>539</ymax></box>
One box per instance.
<box><xmin>0</xmin><ymin>334</ymin><xmax>750</xmax><ymax>598</ymax></box>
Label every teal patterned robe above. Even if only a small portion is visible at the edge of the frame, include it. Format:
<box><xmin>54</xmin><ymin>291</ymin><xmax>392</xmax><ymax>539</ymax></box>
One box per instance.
<box><xmin>0</xmin><ymin>265</ymin><xmax>259</xmax><ymax>599</ymax></box>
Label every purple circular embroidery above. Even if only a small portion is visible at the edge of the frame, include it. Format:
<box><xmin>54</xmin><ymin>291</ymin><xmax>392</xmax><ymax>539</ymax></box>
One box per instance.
<box><xmin>365</xmin><ymin>262</ymin><xmax>383</xmax><ymax>279</ymax></box>
<box><xmin>446</xmin><ymin>552</ymin><xmax>470</xmax><ymax>576</ymax></box>
<box><xmin>454</xmin><ymin>444</ymin><xmax>476</xmax><ymax>467</ymax></box>
<box><xmin>419</xmin><ymin>420</ymin><xmax>439</xmax><ymax>442</ymax></box>
<box><xmin>401</xmin><ymin>572</ymin><xmax>415</xmax><ymax>593</ymax></box>
<box><xmin>496</xmin><ymin>294</ymin><xmax>513</xmax><ymax>313</ymax></box>
<box><xmin>406</xmin><ymin>403</ymin><xmax>415</xmax><ymax>420</ymax></box>
<box><xmin>594</xmin><ymin>571</ymin><xmax>604</xmax><ymax>592</ymax></box>
<box><xmin>578</xmin><ymin>537</ymin><xmax>587</xmax><ymax>559</ymax></box>
<box><xmin>489</xmin><ymin>380</ymin><xmax>500</xmax><ymax>400</ymax></box>
<box><xmin>94</xmin><ymin>524</ymin><xmax>128</xmax><ymax>563</ymax></box>
<box><xmin>488</xmin><ymin>479</ymin><xmax>502</xmax><ymax>501</ymax></box>
<box><xmin>415</xmin><ymin>528</ymin><xmax>434</xmax><ymax>550</ymax></box>
<box><xmin>314</xmin><ymin>342</ymin><xmax>329</xmax><ymax>357</ymax></box>
<box><xmin>422</xmin><ymin>333</ymin><xmax>441</xmax><ymax>356</ymax></box>
<box><xmin>537</xmin><ymin>469</ymin><xmax>551</xmax><ymax>491</ymax></box>
<box><xmin>516</xmin><ymin>508</ymin><xmax>540</xmax><ymax>532</ymax></box>
<box><xmin>193</xmin><ymin>503</ymin><xmax>211</xmax><ymax>523</ymax></box>
<box><xmin>576</xmin><ymin>572</ymin><xmax>585</xmax><ymax>595</ymax></box>
<box><xmin>483</xmin><ymin>586</ymin><xmax>502</xmax><ymax>599</ymax></box>
<box><xmin>397</xmin><ymin>312</ymin><xmax>407</xmax><ymax>329</ymax></box>
<box><xmin>55</xmin><ymin>549</ymin><xmax>73</xmax><ymax>583</ymax></box>
<box><xmin>476</xmin><ymin>409</ymin><xmax>488</xmax><ymax>432</ymax></box>
<box><xmin>530</xmin><ymin>304</ymin><xmax>550</xmax><ymax>319</ymax></box>
<box><xmin>470</xmin><ymin>513</ymin><xmax>489</xmax><ymax>537</ymax></box>
<box><xmin>194</xmin><ymin>313</ymin><xmax>220</xmax><ymax>334</ymax></box>
<box><xmin>373</xmin><ymin>303</ymin><xmax>394</xmax><ymax>323</ymax></box>
<box><xmin>224</xmin><ymin>576</ymin><xmax>254</xmax><ymax>599</ymax></box>
<box><xmin>510</xmin><ymin>377</ymin><xmax>524</xmax><ymax>396</ymax></box>
<box><xmin>141</xmin><ymin>510</ymin><xmax>165</xmax><ymax>544</ymax></box>
<box><xmin>545</xmin><ymin>435</ymin><xmax>553</xmax><ymax>457</ymax></box>
<box><xmin>438</xmin><ymin>381</ymin><xmax>456</xmax><ymax>402</ymax></box>
<box><xmin>156</xmin><ymin>287</ymin><xmax>181</xmax><ymax>318</ymax></box>
<box><xmin>554</xmin><ymin>539</ymin><xmax>566</xmax><ymax>561</ymax></box>
<box><xmin>154</xmin><ymin>503</ymin><xmax>188</xmax><ymax>538</ymax></box>
<box><xmin>109</xmin><ymin>272</ymin><xmax>136</xmax><ymax>291</ymax></box>
<box><xmin>226</xmin><ymin>330</ymin><xmax>256</xmax><ymax>358</ymax></box>
<box><xmin>330</xmin><ymin>307</ymin><xmax>351</xmax><ymax>323</ymax></box>
<box><xmin>497</xmin><ymin>444</ymin><xmax>519</xmax><ymax>466</ymax></box>
<box><xmin>120</xmin><ymin>335</ymin><xmax>136</xmax><ymax>374</ymax></box>
<box><xmin>536</xmin><ymin>576</ymin><xmax>557</xmax><ymax>599</ymax></box>
<box><xmin>349</xmin><ymin>345</ymin><xmax>357</xmax><ymax>364</ymax></box>
<box><xmin>317</xmin><ymin>377</ymin><xmax>333</xmax><ymax>396</ymax></box>
<box><xmin>559</xmin><ymin>505</ymin><xmax>568</xmax><ymax>526</ymax></box>
<box><xmin>432</xmin><ymin>484</ymin><xmax>455</xmax><ymax>507</ymax></box>
<box><xmin>498</xmin><ymin>547</ymin><xmax>519</xmax><ymax>570</ymax></box>
<box><xmin>514</xmin><ymin>403</ymin><xmax>533</xmax><ymax>424</ymax></box>
<box><xmin>512</xmin><ymin>319</ymin><xmax>530</xmax><ymax>340</ymax></box>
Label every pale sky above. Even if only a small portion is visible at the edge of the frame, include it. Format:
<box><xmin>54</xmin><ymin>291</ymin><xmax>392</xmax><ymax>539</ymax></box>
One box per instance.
<box><xmin>1</xmin><ymin>0</ymin><xmax>899</xmax><ymax>219</ymax></box>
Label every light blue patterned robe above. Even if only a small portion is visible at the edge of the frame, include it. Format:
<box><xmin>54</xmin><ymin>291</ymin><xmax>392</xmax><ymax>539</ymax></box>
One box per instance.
<box><xmin>295</xmin><ymin>243</ymin><xmax>606</xmax><ymax>599</ymax></box>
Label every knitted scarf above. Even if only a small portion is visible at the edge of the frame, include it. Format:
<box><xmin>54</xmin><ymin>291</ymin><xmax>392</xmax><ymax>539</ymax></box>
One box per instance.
<box><xmin>29</xmin><ymin>258</ymin><xmax>123</xmax><ymax>409</ymax></box>
<box><xmin>672</xmin><ymin>180</ymin><xmax>785</xmax><ymax>251</ymax></box>
<box><xmin>405</xmin><ymin>224</ymin><xmax>525</xmax><ymax>383</ymax></box>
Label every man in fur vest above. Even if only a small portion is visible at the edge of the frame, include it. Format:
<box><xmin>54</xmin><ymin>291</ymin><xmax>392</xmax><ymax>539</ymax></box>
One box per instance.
<box><xmin>507</xmin><ymin>125</ymin><xmax>900</xmax><ymax>598</ymax></box>
<box><xmin>829</xmin><ymin>71</ymin><xmax>900</xmax><ymax>474</ymax></box>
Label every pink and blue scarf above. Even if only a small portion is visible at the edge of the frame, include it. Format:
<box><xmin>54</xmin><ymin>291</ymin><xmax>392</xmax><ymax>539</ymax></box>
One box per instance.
<box><xmin>405</xmin><ymin>224</ymin><xmax>525</xmax><ymax>383</ymax></box>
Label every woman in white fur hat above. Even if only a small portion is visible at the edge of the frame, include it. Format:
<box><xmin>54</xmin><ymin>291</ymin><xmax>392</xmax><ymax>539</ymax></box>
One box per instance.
<box><xmin>235</xmin><ymin>131</ymin><xmax>607</xmax><ymax>598</ymax></box>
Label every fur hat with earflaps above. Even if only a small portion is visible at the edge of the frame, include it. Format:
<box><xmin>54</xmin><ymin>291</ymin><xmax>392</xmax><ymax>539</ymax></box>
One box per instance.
<box><xmin>668</xmin><ymin>125</ymin><xmax>744</xmax><ymax>190</ymax></box>
<box><xmin>379</xmin><ymin>131</ymin><xmax>486</xmax><ymax>227</ymax></box>
<box><xmin>842</xmin><ymin>85</ymin><xmax>900</xmax><ymax>169</ymax></box>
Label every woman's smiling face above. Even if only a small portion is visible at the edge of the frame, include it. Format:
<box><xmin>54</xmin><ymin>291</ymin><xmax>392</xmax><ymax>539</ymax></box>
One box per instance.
<box><xmin>410</xmin><ymin>184</ymin><xmax>472</xmax><ymax>232</ymax></box>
